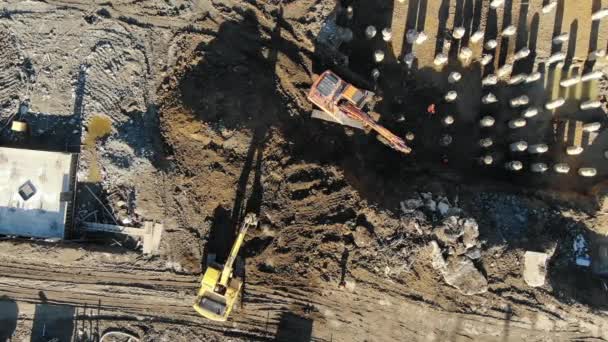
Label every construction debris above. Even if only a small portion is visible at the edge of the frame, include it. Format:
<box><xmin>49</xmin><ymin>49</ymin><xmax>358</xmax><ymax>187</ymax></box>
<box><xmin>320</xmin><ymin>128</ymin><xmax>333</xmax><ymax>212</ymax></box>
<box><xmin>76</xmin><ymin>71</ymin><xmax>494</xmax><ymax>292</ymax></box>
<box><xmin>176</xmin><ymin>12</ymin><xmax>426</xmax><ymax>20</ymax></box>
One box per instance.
<box><xmin>523</xmin><ymin>251</ymin><xmax>550</xmax><ymax>287</ymax></box>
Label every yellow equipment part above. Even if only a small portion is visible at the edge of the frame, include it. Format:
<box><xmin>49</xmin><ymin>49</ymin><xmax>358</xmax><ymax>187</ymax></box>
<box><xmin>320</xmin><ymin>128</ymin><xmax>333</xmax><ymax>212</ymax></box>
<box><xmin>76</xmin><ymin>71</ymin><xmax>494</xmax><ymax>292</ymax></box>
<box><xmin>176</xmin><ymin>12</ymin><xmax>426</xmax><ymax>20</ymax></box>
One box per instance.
<box><xmin>11</xmin><ymin>121</ymin><xmax>27</xmax><ymax>132</ymax></box>
<box><xmin>193</xmin><ymin>213</ymin><xmax>257</xmax><ymax>321</ymax></box>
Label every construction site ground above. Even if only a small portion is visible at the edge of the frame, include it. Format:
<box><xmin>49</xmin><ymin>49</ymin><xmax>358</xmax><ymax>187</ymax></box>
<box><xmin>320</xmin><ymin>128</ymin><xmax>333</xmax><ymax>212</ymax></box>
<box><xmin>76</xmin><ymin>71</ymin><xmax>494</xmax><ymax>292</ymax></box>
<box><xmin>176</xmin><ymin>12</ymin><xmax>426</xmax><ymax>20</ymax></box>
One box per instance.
<box><xmin>1</xmin><ymin>0</ymin><xmax>608</xmax><ymax>341</ymax></box>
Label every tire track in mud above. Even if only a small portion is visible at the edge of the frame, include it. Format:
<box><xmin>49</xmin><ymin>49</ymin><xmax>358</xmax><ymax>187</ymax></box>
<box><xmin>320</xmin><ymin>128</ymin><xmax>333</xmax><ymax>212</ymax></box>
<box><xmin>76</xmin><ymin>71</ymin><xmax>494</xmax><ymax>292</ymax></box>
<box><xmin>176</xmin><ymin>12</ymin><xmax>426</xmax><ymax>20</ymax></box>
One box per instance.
<box><xmin>0</xmin><ymin>31</ymin><xmax>26</xmax><ymax>104</ymax></box>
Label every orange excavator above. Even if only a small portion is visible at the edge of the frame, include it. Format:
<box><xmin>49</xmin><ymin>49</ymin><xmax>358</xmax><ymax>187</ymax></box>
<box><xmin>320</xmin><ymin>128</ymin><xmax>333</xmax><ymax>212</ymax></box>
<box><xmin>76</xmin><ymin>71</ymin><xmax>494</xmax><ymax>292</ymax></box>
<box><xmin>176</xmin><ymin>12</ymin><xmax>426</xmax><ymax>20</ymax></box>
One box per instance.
<box><xmin>307</xmin><ymin>70</ymin><xmax>411</xmax><ymax>154</ymax></box>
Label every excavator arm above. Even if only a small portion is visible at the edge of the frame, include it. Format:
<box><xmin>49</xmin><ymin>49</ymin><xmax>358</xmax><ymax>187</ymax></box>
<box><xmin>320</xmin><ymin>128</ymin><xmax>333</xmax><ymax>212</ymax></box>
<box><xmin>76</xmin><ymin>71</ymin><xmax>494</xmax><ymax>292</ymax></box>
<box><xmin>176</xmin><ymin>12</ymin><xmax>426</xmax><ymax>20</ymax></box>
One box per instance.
<box><xmin>219</xmin><ymin>213</ymin><xmax>258</xmax><ymax>287</ymax></box>
<box><xmin>340</xmin><ymin>103</ymin><xmax>411</xmax><ymax>154</ymax></box>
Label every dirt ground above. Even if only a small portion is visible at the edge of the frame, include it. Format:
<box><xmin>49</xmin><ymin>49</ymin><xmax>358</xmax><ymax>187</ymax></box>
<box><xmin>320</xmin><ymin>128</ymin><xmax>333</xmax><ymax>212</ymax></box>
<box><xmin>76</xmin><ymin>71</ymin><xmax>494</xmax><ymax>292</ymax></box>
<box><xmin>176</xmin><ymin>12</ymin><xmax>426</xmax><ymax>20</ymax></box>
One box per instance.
<box><xmin>1</xmin><ymin>0</ymin><xmax>608</xmax><ymax>341</ymax></box>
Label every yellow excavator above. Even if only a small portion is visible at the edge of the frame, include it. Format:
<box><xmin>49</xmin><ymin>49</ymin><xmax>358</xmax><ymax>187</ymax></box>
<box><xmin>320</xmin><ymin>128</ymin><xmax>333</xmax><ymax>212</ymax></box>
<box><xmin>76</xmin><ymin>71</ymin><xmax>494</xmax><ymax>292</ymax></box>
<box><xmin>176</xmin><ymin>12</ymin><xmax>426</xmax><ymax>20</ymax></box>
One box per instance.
<box><xmin>193</xmin><ymin>213</ymin><xmax>258</xmax><ymax>321</ymax></box>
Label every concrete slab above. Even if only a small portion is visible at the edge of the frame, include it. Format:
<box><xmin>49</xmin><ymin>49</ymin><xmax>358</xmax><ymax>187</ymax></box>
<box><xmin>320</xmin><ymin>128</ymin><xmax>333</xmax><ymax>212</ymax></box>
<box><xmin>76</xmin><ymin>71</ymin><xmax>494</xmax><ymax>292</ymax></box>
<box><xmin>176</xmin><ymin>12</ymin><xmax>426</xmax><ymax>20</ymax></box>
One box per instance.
<box><xmin>523</xmin><ymin>251</ymin><xmax>550</xmax><ymax>287</ymax></box>
<box><xmin>0</xmin><ymin>147</ymin><xmax>75</xmax><ymax>239</ymax></box>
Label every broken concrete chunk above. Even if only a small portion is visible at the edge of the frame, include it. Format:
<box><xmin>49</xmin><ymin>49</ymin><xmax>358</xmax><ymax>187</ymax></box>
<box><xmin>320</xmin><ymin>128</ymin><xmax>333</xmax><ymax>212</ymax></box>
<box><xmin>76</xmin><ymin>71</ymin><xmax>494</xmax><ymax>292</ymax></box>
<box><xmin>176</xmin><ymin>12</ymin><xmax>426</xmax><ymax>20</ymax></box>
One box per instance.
<box><xmin>466</xmin><ymin>248</ymin><xmax>482</xmax><ymax>260</ymax></box>
<box><xmin>442</xmin><ymin>256</ymin><xmax>488</xmax><ymax>295</ymax></box>
<box><xmin>523</xmin><ymin>251</ymin><xmax>550</xmax><ymax>287</ymax></box>
<box><xmin>353</xmin><ymin>226</ymin><xmax>374</xmax><ymax>248</ymax></box>
<box><xmin>426</xmin><ymin>198</ymin><xmax>438</xmax><ymax>211</ymax></box>
<box><xmin>437</xmin><ymin>201</ymin><xmax>450</xmax><ymax>216</ymax></box>
<box><xmin>434</xmin><ymin>216</ymin><xmax>463</xmax><ymax>244</ymax></box>
<box><xmin>429</xmin><ymin>240</ymin><xmax>447</xmax><ymax>270</ymax></box>
<box><xmin>401</xmin><ymin>198</ymin><xmax>424</xmax><ymax>212</ymax></box>
<box><xmin>462</xmin><ymin>218</ymin><xmax>479</xmax><ymax>249</ymax></box>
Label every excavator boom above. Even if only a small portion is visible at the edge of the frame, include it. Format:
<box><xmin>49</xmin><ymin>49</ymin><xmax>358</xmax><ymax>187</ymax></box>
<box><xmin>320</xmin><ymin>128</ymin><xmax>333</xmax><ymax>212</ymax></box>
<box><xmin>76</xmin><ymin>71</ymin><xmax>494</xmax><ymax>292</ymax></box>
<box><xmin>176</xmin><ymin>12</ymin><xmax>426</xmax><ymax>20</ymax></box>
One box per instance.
<box><xmin>219</xmin><ymin>213</ymin><xmax>257</xmax><ymax>286</ymax></box>
<box><xmin>340</xmin><ymin>102</ymin><xmax>411</xmax><ymax>154</ymax></box>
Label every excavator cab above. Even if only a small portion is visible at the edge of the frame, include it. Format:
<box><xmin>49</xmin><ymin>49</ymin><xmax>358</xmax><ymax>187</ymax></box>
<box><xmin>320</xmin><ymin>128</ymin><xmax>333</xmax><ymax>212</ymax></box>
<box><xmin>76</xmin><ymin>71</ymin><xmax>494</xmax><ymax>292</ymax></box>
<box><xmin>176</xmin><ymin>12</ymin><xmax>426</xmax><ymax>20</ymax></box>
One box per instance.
<box><xmin>193</xmin><ymin>213</ymin><xmax>258</xmax><ymax>321</ymax></box>
<box><xmin>308</xmin><ymin>70</ymin><xmax>374</xmax><ymax>130</ymax></box>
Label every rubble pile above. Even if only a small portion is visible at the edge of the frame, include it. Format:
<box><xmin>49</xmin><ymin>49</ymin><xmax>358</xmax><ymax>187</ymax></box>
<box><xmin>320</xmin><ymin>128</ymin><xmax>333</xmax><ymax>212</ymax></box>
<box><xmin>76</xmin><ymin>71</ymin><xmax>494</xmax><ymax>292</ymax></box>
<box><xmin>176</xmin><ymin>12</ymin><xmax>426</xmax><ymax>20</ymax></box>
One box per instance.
<box><xmin>400</xmin><ymin>193</ymin><xmax>488</xmax><ymax>295</ymax></box>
